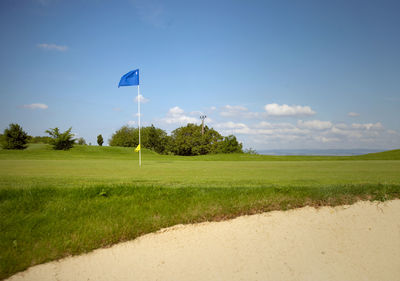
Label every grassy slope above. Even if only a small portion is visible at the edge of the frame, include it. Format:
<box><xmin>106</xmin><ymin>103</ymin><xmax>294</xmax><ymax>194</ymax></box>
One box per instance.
<box><xmin>0</xmin><ymin>144</ymin><xmax>400</xmax><ymax>279</ymax></box>
<box><xmin>1</xmin><ymin>144</ymin><xmax>399</xmax><ymax>161</ymax></box>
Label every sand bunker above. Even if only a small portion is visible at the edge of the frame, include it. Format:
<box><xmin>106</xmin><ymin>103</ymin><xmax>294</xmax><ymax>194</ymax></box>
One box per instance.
<box><xmin>7</xmin><ymin>200</ymin><xmax>400</xmax><ymax>281</ymax></box>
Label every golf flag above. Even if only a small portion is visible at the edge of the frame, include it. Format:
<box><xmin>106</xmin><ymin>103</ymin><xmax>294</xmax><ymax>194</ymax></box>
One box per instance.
<box><xmin>135</xmin><ymin>144</ymin><xmax>141</xmax><ymax>152</ymax></box>
<box><xmin>118</xmin><ymin>69</ymin><xmax>139</xmax><ymax>87</ymax></box>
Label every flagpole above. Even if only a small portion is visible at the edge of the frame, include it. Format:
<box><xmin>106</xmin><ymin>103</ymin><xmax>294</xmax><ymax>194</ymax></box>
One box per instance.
<box><xmin>138</xmin><ymin>85</ymin><xmax>141</xmax><ymax>167</ymax></box>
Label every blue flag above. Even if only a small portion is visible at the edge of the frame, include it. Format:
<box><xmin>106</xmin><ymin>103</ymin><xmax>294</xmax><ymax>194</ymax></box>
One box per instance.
<box><xmin>118</xmin><ymin>69</ymin><xmax>139</xmax><ymax>87</ymax></box>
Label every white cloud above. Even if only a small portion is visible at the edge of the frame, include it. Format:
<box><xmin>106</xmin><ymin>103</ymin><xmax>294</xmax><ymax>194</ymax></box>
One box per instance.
<box><xmin>348</xmin><ymin>112</ymin><xmax>360</xmax><ymax>117</ymax></box>
<box><xmin>134</xmin><ymin>94</ymin><xmax>149</xmax><ymax>103</ymax></box>
<box><xmin>37</xmin><ymin>43</ymin><xmax>68</xmax><ymax>52</ymax></box>
<box><xmin>215</xmin><ymin>121</ymin><xmax>248</xmax><ymax>130</ymax></box>
<box><xmin>314</xmin><ymin>136</ymin><xmax>340</xmax><ymax>143</ymax></box>
<box><xmin>220</xmin><ymin>105</ymin><xmax>260</xmax><ymax>119</ymax></box>
<box><xmin>297</xmin><ymin>120</ymin><xmax>332</xmax><ymax>130</ymax></box>
<box><xmin>22</xmin><ymin>103</ymin><xmax>48</xmax><ymax>110</ymax></box>
<box><xmin>264</xmin><ymin>103</ymin><xmax>316</xmax><ymax>117</ymax></box>
<box><xmin>351</xmin><ymin>122</ymin><xmax>383</xmax><ymax>130</ymax></box>
<box><xmin>127</xmin><ymin>120</ymin><xmax>136</xmax><ymax>126</ymax></box>
<box><xmin>387</xmin><ymin>130</ymin><xmax>399</xmax><ymax>135</ymax></box>
<box><xmin>169</xmin><ymin>106</ymin><xmax>184</xmax><ymax>115</ymax></box>
<box><xmin>162</xmin><ymin>106</ymin><xmax>198</xmax><ymax>125</ymax></box>
<box><xmin>220</xmin><ymin>105</ymin><xmax>248</xmax><ymax>117</ymax></box>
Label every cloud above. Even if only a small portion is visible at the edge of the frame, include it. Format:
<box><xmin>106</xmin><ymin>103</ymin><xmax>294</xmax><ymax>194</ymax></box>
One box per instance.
<box><xmin>162</xmin><ymin>106</ymin><xmax>198</xmax><ymax>125</ymax></box>
<box><xmin>127</xmin><ymin>120</ymin><xmax>136</xmax><ymax>126</ymax></box>
<box><xmin>212</xmin><ymin>116</ymin><xmax>398</xmax><ymax>149</ymax></box>
<box><xmin>134</xmin><ymin>94</ymin><xmax>149</xmax><ymax>103</ymax></box>
<box><xmin>297</xmin><ymin>120</ymin><xmax>332</xmax><ymax>130</ymax></box>
<box><xmin>220</xmin><ymin>105</ymin><xmax>248</xmax><ymax>117</ymax></box>
<box><xmin>264</xmin><ymin>103</ymin><xmax>316</xmax><ymax>117</ymax></box>
<box><xmin>387</xmin><ymin>130</ymin><xmax>399</xmax><ymax>135</ymax></box>
<box><xmin>351</xmin><ymin>122</ymin><xmax>383</xmax><ymax>130</ymax></box>
<box><xmin>313</xmin><ymin>136</ymin><xmax>340</xmax><ymax>143</ymax></box>
<box><xmin>220</xmin><ymin>105</ymin><xmax>260</xmax><ymax>119</ymax></box>
<box><xmin>348</xmin><ymin>112</ymin><xmax>360</xmax><ymax>117</ymax></box>
<box><xmin>22</xmin><ymin>103</ymin><xmax>48</xmax><ymax>110</ymax></box>
<box><xmin>37</xmin><ymin>43</ymin><xmax>68</xmax><ymax>51</ymax></box>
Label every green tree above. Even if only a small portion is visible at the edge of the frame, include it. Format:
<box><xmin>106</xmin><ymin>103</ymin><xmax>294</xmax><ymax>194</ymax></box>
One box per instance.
<box><xmin>170</xmin><ymin>124</ymin><xmax>223</xmax><ymax>156</ymax></box>
<box><xmin>146</xmin><ymin>124</ymin><xmax>169</xmax><ymax>154</ymax></box>
<box><xmin>77</xmin><ymin>137</ymin><xmax>86</xmax><ymax>145</ymax></box>
<box><xmin>109</xmin><ymin>126</ymin><xmax>138</xmax><ymax>147</ymax></box>
<box><xmin>109</xmin><ymin>125</ymin><xmax>170</xmax><ymax>154</ymax></box>
<box><xmin>97</xmin><ymin>134</ymin><xmax>104</xmax><ymax>146</ymax></box>
<box><xmin>217</xmin><ymin>135</ymin><xmax>243</xmax><ymax>153</ymax></box>
<box><xmin>1</xmin><ymin>123</ymin><xmax>29</xmax><ymax>149</ymax></box>
<box><xmin>46</xmin><ymin>127</ymin><xmax>75</xmax><ymax>150</ymax></box>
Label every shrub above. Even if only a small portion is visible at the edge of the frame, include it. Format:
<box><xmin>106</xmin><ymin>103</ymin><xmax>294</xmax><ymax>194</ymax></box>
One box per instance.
<box><xmin>77</xmin><ymin>137</ymin><xmax>86</xmax><ymax>145</ymax></box>
<box><xmin>170</xmin><ymin>124</ymin><xmax>223</xmax><ymax>156</ymax></box>
<box><xmin>45</xmin><ymin>127</ymin><xmax>75</xmax><ymax>150</ymax></box>
<box><xmin>109</xmin><ymin>126</ymin><xmax>137</xmax><ymax>147</ymax></box>
<box><xmin>217</xmin><ymin>135</ymin><xmax>243</xmax><ymax>154</ymax></box>
<box><xmin>97</xmin><ymin>134</ymin><xmax>104</xmax><ymax>146</ymax></box>
<box><xmin>1</xmin><ymin>123</ymin><xmax>29</xmax><ymax>149</ymax></box>
<box><xmin>29</xmin><ymin>136</ymin><xmax>52</xmax><ymax>144</ymax></box>
<box><xmin>109</xmin><ymin>125</ymin><xmax>170</xmax><ymax>154</ymax></box>
<box><xmin>244</xmin><ymin>148</ymin><xmax>258</xmax><ymax>155</ymax></box>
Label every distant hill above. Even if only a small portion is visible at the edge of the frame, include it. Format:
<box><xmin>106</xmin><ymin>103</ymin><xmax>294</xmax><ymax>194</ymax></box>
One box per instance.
<box><xmin>257</xmin><ymin>149</ymin><xmax>388</xmax><ymax>156</ymax></box>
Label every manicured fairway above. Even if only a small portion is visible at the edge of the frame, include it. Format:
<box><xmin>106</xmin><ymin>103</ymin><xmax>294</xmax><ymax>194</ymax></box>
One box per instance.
<box><xmin>1</xmin><ymin>144</ymin><xmax>399</xmax><ymax>279</ymax></box>
<box><xmin>1</xmin><ymin>159</ymin><xmax>400</xmax><ymax>189</ymax></box>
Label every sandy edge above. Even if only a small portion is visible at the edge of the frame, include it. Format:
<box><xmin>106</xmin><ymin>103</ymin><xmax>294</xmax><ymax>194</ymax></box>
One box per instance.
<box><xmin>6</xmin><ymin>199</ymin><xmax>400</xmax><ymax>281</ymax></box>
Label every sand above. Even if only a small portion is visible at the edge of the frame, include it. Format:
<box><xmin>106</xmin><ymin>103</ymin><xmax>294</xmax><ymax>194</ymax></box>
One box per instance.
<box><xmin>7</xmin><ymin>200</ymin><xmax>400</xmax><ymax>281</ymax></box>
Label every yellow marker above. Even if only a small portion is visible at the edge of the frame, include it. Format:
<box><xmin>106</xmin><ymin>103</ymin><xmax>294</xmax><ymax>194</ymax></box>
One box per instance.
<box><xmin>135</xmin><ymin>144</ymin><xmax>141</xmax><ymax>152</ymax></box>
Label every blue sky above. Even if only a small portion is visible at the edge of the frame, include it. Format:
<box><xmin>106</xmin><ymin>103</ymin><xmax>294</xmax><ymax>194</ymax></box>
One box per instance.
<box><xmin>1</xmin><ymin>0</ymin><xmax>399</xmax><ymax>150</ymax></box>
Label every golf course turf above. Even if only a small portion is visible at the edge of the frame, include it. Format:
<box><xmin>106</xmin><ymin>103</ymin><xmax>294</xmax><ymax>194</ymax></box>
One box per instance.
<box><xmin>1</xmin><ymin>144</ymin><xmax>399</xmax><ymax>279</ymax></box>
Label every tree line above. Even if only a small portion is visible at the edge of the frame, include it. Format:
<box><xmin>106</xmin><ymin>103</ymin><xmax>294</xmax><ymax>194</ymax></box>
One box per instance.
<box><xmin>109</xmin><ymin>123</ymin><xmax>243</xmax><ymax>155</ymax></box>
<box><xmin>1</xmin><ymin>123</ymin><xmax>243</xmax><ymax>156</ymax></box>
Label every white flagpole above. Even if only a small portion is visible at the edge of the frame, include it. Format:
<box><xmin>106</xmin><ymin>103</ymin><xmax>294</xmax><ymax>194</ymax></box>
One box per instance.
<box><xmin>138</xmin><ymin>85</ymin><xmax>141</xmax><ymax>167</ymax></box>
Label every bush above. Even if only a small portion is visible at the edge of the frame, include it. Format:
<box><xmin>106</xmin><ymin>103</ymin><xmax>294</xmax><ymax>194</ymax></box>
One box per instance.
<box><xmin>46</xmin><ymin>127</ymin><xmax>75</xmax><ymax>150</ymax></box>
<box><xmin>170</xmin><ymin>124</ymin><xmax>223</xmax><ymax>156</ymax></box>
<box><xmin>77</xmin><ymin>137</ymin><xmax>86</xmax><ymax>145</ymax></box>
<box><xmin>217</xmin><ymin>135</ymin><xmax>243</xmax><ymax>154</ymax></box>
<box><xmin>109</xmin><ymin>126</ymin><xmax>138</xmax><ymax>147</ymax></box>
<box><xmin>29</xmin><ymin>136</ymin><xmax>52</xmax><ymax>144</ymax></box>
<box><xmin>109</xmin><ymin>123</ymin><xmax>243</xmax><ymax>156</ymax></box>
<box><xmin>244</xmin><ymin>148</ymin><xmax>258</xmax><ymax>155</ymax></box>
<box><xmin>1</xmin><ymin>123</ymin><xmax>29</xmax><ymax>149</ymax></box>
<box><xmin>109</xmin><ymin>125</ymin><xmax>170</xmax><ymax>154</ymax></box>
<box><xmin>97</xmin><ymin>134</ymin><xmax>104</xmax><ymax>146</ymax></box>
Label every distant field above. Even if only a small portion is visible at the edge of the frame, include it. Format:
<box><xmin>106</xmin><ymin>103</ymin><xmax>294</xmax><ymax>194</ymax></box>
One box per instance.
<box><xmin>1</xmin><ymin>144</ymin><xmax>399</xmax><ymax>279</ymax></box>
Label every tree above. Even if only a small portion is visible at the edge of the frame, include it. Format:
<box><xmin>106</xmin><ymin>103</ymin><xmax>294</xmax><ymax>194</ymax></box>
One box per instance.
<box><xmin>146</xmin><ymin>124</ymin><xmax>169</xmax><ymax>154</ymax></box>
<box><xmin>170</xmin><ymin>124</ymin><xmax>223</xmax><ymax>156</ymax></box>
<box><xmin>46</xmin><ymin>127</ymin><xmax>75</xmax><ymax>150</ymax></box>
<box><xmin>109</xmin><ymin>125</ymin><xmax>170</xmax><ymax>154</ymax></box>
<box><xmin>217</xmin><ymin>135</ymin><xmax>243</xmax><ymax>153</ymax></box>
<box><xmin>77</xmin><ymin>137</ymin><xmax>86</xmax><ymax>145</ymax></box>
<box><xmin>1</xmin><ymin>123</ymin><xmax>29</xmax><ymax>149</ymax></box>
<box><xmin>109</xmin><ymin>126</ymin><xmax>138</xmax><ymax>147</ymax></box>
<box><xmin>97</xmin><ymin>134</ymin><xmax>104</xmax><ymax>146</ymax></box>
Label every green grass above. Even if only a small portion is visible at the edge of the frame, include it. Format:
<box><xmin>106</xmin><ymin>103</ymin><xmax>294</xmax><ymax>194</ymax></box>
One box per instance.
<box><xmin>0</xmin><ymin>144</ymin><xmax>400</xmax><ymax>279</ymax></box>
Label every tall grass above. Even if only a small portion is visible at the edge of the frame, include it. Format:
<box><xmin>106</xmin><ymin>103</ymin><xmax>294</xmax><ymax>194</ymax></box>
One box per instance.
<box><xmin>1</xmin><ymin>183</ymin><xmax>399</xmax><ymax>279</ymax></box>
<box><xmin>1</xmin><ymin>145</ymin><xmax>400</xmax><ymax>279</ymax></box>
